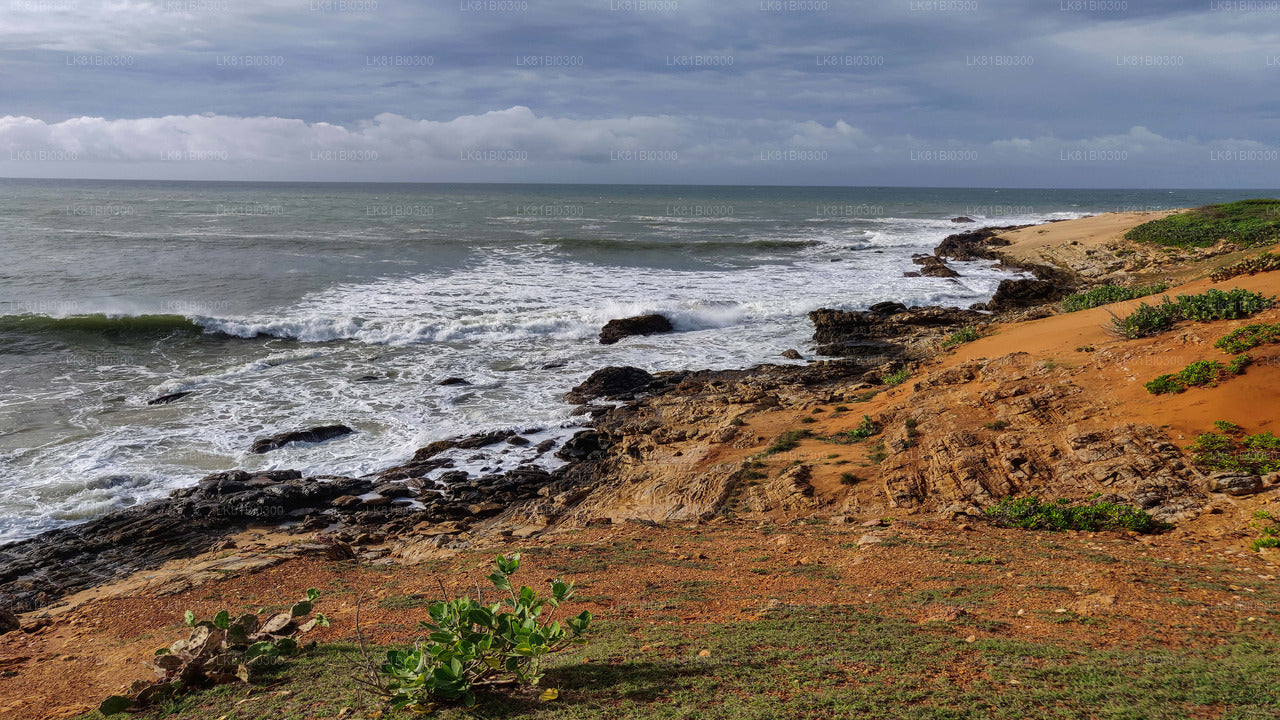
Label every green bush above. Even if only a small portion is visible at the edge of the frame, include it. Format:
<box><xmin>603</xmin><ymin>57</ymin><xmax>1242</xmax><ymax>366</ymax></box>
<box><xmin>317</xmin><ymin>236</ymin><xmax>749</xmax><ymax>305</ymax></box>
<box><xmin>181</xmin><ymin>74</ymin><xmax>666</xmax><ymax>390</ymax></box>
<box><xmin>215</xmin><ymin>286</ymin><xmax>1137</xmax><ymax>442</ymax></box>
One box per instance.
<box><xmin>1215</xmin><ymin>323</ymin><xmax>1280</xmax><ymax>354</ymax></box>
<box><xmin>1060</xmin><ymin>283</ymin><xmax>1170</xmax><ymax>313</ymax></box>
<box><xmin>848</xmin><ymin>415</ymin><xmax>880</xmax><ymax>441</ymax></box>
<box><xmin>1113</xmin><ymin>289</ymin><xmax>1274</xmax><ymax>338</ymax></box>
<box><xmin>1144</xmin><ymin>374</ymin><xmax>1185</xmax><ymax>395</ymax></box>
<box><xmin>984</xmin><ymin>496</ymin><xmax>1167</xmax><ymax>533</ymax></box>
<box><xmin>941</xmin><ymin>327</ymin><xmax>981</xmax><ymax>348</ymax></box>
<box><xmin>1228</xmin><ymin>354</ymin><xmax>1253</xmax><ymax>375</ymax></box>
<box><xmin>881</xmin><ymin>368</ymin><xmax>910</xmax><ymax>386</ymax></box>
<box><xmin>1176</xmin><ymin>288</ymin><xmax>1274</xmax><ymax>322</ymax></box>
<box><xmin>1187</xmin><ymin>430</ymin><xmax>1280</xmax><ymax>474</ymax></box>
<box><xmin>1178</xmin><ymin>360</ymin><xmax>1223</xmax><ymax>387</ymax></box>
<box><xmin>1212</xmin><ymin>251</ymin><xmax>1280</xmax><ymax>282</ymax></box>
<box><xmin>1124</xmin><ymin>199</ymin><xmax>1280</xmax><ymax>248</ymax></box>
<box><xmin>378</xmin><ymin>553</ymin><xmax>590</xmax><ymax>710</ymax></box>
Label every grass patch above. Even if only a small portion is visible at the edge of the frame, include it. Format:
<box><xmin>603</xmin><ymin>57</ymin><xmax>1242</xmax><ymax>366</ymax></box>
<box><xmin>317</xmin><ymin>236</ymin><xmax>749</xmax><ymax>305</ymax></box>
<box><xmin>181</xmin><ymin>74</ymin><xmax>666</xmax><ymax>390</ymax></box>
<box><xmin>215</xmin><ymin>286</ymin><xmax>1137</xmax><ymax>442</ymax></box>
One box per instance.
<box><xmin>762</xmin><ymin>429</ymin><xmax>811</xmax><ymax>455</ymax></box>
<box><xmin>984</xmin><ymin>496</ymin><xmax>1168</xmax><ymax>533</ymax></box>
<box><xmin>1112</xmin><ymin>288</ymin><xmax>1274</xmax><ymax>338</ymax></box>
<box><xmin>1123</xmin><ymin>199</ymin><xmax>1280</xmax><ymax>248</ymax></box>
<box><xmin>941</xmin><ymin>326</ymin><xmax>981</xmax><ymax>349</ymax></box>
<box><xmin>1060</xmin><ymin>283</ymin><xmax>1170</xmax><ymax>313</ymax></box>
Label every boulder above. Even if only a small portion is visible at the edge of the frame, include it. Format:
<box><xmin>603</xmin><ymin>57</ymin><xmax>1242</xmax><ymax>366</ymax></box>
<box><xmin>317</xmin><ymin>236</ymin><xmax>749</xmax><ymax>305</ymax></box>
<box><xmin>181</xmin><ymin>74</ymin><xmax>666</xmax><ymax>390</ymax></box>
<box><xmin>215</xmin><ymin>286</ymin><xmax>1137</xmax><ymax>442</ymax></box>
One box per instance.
<box><xmin>977</xmin><ymin>278</ymin><xmax>1071</xmax><ymax>312</ymax></box>
<box><xmin>780</xmin><ymin>349</ymin><xmax>803</xmax><ymax>360</ymax></box>
<box><xmin>950</xmin><ymin>216</ymin><xmax>975</xmax><ymax>223</ymax></box>
<box><xmin>1207</xmin><ymin>472</ymin><xmax>1264</xmax><ymax>496</ymax></box>
<box><xmin>599</xmin><ymin>314</ymin><xmax>673</xmax><ymax>345</ymax></box>
<box><xmin>436</xmin><ymin>377</ymin><xmax>471</xmax><ymax>386</ymax></box>
<box><xmin>0</xmin><ymin>606</ymin><xmax>18</xmax><ymax>634</ymax></box>
<box><xmin>249</xmin><ymin>425</ymin><xmax>353</xmax><ymax>454</ymax></box>
<box><xmin>564</xmin><ymin>366</ymin><xmax>654</xmax><ymax>404</ymax></box>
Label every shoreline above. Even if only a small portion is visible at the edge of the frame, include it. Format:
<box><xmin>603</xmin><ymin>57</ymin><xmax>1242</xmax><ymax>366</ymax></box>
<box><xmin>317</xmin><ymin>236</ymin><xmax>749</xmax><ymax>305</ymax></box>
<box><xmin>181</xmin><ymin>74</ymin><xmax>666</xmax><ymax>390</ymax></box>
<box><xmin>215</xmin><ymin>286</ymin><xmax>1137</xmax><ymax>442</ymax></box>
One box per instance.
<box><xmin>5</xmin><ymin>205</ymin><xmax>1280</xmax><ymax>717</ymax></box>
<box><xmin>0</xmin><ymin>210</ymin><xmax>1163</xmax><ymax>615</ymax></box>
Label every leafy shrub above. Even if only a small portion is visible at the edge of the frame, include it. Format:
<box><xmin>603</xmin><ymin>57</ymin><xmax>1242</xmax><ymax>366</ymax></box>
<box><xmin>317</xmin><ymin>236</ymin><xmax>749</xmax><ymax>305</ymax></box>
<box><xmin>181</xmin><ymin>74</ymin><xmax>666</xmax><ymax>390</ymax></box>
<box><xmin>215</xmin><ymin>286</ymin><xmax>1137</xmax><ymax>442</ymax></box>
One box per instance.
<box><xmin>1112</xmin><ymin>298</ymin><xmax>1180</xmax><ymax>338</ymax></box>
<box><xmin>1250</xmin><ymin>510</ymin><xmax>1280</xmax><ymax>552</ymax></box>
<box><xmin>838</xmin><ymin>471</ymin><xmax>861</xmax><ymax>485</ymax></box>
<box><xmin>849</xmin><ymin>415</ymin><xmax>880</xmax><ymax>440</ymax></box>
<box><xmin>1113</xmin><ymin>289</ymin><xmax>1274</xmax><ymax>338</ymax></box>
<box><xmin>1061</xmin><ymin>283</ymin><xmax>1170</xmax><ymax>313</ymax></box>
<box><xmin>1124</xmin><ymin>199</ymin><xmax>1280</xmax><ymax>248</ymax></box>
<box><xmin>941</xmin><ymin>327</ymin><xmax>981</xmax><ymax>348</ymax></box>
<box><xmin>1211</xmin><ymin>252</ymin><xmax>1280</xmax><ymax>282</ymax></box>
<box><xmin>1178</xmin><ymin>360</ymin><xmax>1223</xmax><ymax>387</ymax></box>
<box><xmin>99</xmin><ymin>590</ymin><xmax>328</xmax><ymax>716</ymax></box>
<box><xmin>1214</xmin><ymin>420</ymin><xmax>1244</xmax><ymax>435</ymax></box>
<box><xmin>378</xmin><ymin>553</ymin><xmax>590</xmax><ymax>710</ymax></box>
<box><xmin>1228</xmin><ymin>354</ymin><xmax>1253</xmax><ymax>375</ymax></box>
<box><xmin>984</xmin><ymin>496</ymin><xmax>1167</xmax><ymax>533</ymax></box>
<box><xmin>1145</xmin><ymin>374</ymin><xmax>1185</xmax><ymax>395</ymax></box>
<box><xmin>1176</xmin><ymin>288</ymin><xmax>1274</xmax><ymax>322</ymax></box>
<box><xmin>881</xmin><ymin>368</ymin><xmax>910</xmax><ymax>386</ymax></box>
<box><xmin>1187</xmin><ymin>430</ymin><xmax>1280</xmax><ymax>474</ymax></box>
<box><xmin>1215</xmin><ymin>323</ymin><xmax>1280</xmax><ymax>354</ymax></box>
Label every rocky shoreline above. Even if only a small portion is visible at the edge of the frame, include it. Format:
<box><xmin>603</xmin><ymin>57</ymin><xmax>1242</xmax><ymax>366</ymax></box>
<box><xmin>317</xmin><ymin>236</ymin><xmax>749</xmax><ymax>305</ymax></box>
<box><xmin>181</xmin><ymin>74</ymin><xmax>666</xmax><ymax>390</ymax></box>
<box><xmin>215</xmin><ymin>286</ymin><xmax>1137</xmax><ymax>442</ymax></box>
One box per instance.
<box><xmin>0</xmin><ymin>216</ymin><xmax>1208</xmax><ymax>619</ymax></box>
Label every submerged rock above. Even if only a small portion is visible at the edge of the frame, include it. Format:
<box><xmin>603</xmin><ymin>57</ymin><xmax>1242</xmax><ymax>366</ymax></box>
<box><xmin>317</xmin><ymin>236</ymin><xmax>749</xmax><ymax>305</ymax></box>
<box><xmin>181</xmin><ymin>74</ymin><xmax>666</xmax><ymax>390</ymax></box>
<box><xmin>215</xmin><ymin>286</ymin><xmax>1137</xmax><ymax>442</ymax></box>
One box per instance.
<box><xmin>950</xmin><ymin>216</ymin><xmax>975</xmax><ymax>223</ymax></box>
<box><xmin>147</xmin><ymin>391</ymin><xmax>191</xmax><ymax>406</ymax></box>
<box><xmin>437</xmin><ymin>377</ymin><xmax>471</xmax><ymax>386</ymax></box>
<box><xmin>249</xmin><ymin>425</ymin><xmax>354</xmax><ymax>454</ymax></box>
<box><xmin>599</xmin><ymin>314</ymin><xmax>673</xmax><ymax>345</ymax></box>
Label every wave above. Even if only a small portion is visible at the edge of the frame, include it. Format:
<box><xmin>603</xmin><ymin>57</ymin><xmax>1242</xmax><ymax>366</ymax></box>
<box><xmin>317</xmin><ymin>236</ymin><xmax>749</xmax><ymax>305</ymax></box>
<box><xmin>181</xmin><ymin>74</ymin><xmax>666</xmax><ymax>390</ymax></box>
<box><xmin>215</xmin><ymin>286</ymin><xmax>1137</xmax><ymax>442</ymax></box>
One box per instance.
<box><xmin>0</xmin><ymin>313</ymin><xmax>204</xmax><ymax>337</ymax></box>
<box><xmin>539</xmin><ymin>236</ymin><xmax>822</xmax><ymax>253</ymax></box>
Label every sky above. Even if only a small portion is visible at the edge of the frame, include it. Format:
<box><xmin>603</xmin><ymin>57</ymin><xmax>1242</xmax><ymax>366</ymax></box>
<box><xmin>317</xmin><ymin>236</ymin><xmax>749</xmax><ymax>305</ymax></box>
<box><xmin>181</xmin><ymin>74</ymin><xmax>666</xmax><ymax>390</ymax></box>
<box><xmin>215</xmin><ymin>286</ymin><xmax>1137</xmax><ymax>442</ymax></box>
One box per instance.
<box><xmin>0</xmin><ymin>0</ymin><xmax>1278</xmax><ymax>187</ymax></box>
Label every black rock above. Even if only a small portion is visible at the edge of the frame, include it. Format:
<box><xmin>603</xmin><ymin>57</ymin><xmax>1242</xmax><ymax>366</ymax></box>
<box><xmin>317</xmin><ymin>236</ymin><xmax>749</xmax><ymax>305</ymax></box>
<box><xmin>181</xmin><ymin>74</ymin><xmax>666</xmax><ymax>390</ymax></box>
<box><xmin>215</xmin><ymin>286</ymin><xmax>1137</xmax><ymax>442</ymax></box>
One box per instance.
<box><xmin>564</xmin><ymin>366</ymin><xmax>655</xmax><ymax>404</ymax></box>
<box><xmin>249</xmin><ymin>425</ymin><xmax>354</xmax><ymax>454</ymax></box>
<box><xmin>555</xmin><ymin>430</ymin><xmax>611</xmax><ymax>461</ymax></box>
<box><xmin>506</xmin><ymin>435</ymin><xmax>531</xmax><ymax>446</ymax></box>
<box><xmin>147</xmin><ymin>391</ymin><xmax>191</xmax><ymax>406</ymax></box>
<box><xmin>977</xmin><ymin>278</ymin><xmax>1072</xmax><ymax>312</ymax></box>
<box><xmin>950</xmin><ymin>216</ymin><xmax>975</xmax><ymax>223</ymax></box>
<box><xmin>0</xmin><ymin>606</ymin><xmax>18</xmax><ymax>634</ymax></box>
<box><xmin>781</xmin><ymin>349</ymin><xmax>803</xmax><ymax>360</ymax></box>
<box><xmin>599</xmin><ymin>314</ymin><xmax>674</xmax><ymax>345</ymax></box>
<box><xmin>437</xmin><ymin>377</ymin><xmax>471</xmax><ymax>386</ymax></box>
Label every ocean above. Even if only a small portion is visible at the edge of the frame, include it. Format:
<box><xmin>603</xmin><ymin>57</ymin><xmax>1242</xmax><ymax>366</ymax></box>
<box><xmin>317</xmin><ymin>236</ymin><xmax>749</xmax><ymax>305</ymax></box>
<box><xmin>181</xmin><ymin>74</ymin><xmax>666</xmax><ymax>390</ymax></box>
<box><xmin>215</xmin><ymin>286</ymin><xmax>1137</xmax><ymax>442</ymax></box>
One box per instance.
<box><xmin>0</xmin><ymin>180</ymin><xmax>1268</xmax><ymax>543</ymax></box>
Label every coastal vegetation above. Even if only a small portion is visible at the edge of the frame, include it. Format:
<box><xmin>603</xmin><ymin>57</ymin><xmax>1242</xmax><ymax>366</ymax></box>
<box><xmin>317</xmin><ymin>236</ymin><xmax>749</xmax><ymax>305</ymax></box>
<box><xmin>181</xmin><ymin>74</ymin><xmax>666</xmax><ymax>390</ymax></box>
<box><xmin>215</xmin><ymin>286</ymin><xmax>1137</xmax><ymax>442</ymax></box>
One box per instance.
<box><xmin>1110</xmin><ymin>288</ymin><xmax>1274</xmax><ymax>338</ymax></box>
<box><xmin>1059</xmin><ymin>283</ymin><xmax>1169</xmax><ymax>313</ymax></box>
<box><xmin>1211</xmin><ymin>251</ymin><xmax>1280</xmax><ymax>282</ymax></box>
<box><xmin>1187</xmin><ymin>428</ymin><xmax>1280</xmax><ymax>474</ymax></box>
<box><xmin>983</xmin><ymin>496</ymin><xmax>1167</xmax><ymax>534</ymax></box>
<box><xmin>940</xmin><ymin>326</ymin><xmax>981</xmax><ymax>348</ymax></box>
<box><xmin>1123</xmin><ymin>199</ymin><xmax>1280</xmax><ymax>248</ymax></box>
<box><xmin>372</xmin><ymin>553</ymin><xmax>591</xmax><ymax>710</ymax></box>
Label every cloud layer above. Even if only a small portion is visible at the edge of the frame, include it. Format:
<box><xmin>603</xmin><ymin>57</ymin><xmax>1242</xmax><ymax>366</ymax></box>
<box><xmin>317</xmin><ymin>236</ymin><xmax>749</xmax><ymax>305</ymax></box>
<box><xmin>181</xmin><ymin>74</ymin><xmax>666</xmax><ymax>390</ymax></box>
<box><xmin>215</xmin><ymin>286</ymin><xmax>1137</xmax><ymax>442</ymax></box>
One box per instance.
<box><xmin>1</xmin><ymin>1</ymin><xmax>1278</xmax><ymax>185</ymax></box>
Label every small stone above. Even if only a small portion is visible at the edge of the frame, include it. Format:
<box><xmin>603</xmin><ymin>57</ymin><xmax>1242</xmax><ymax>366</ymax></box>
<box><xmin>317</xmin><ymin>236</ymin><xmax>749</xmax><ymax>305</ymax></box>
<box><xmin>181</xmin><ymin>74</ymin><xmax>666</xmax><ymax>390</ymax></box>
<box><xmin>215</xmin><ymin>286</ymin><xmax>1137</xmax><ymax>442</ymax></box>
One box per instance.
<box><xmin>697</xmin><ymin>650</ymin><xmax>711</xmax><ymax>657</ymax></box>
<box><xmin>861</xmin><ymin>519</ymin><xmax>883</xmax><ymax>528</ymax></box>
<box><xmin>965</xmin><ymin>635</ymin><xmax>977</xmax><ymax>643</ymax></box>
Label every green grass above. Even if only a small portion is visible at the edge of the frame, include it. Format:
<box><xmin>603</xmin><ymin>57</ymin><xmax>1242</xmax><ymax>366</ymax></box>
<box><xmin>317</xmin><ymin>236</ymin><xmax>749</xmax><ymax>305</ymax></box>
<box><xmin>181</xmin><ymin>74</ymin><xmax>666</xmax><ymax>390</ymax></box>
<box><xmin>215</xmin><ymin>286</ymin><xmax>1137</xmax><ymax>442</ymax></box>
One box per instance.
<box><xmin>1060</xmin><ymin>283</ymin><xmax>1170</xmax><ymax>313</ymax></box>
<box><xmin>762</xmin><ymin>429</ymin><xmax>812</xmax><ymax>455</ymax></box>
<box><xmin>1124</xmin><ymin>199</ymin><xmax>1280</xmax><ymax>248</ymax></box>
<box><xmin>1112</xmin><ymin>288</ymin><xmax>1275</xmax><ymax>338</ymax></box>
<box><xmin>984</xmin><ymin>496</ymin><xmax>1168</xmax><ymax>533</ymax></box>
<box><xmin>75</xmin><ymin>606</ymin><xmax>1280</xmax><ymax>720</ymax></box>
<box><xmin>881</xmin><ymin>368</ymin><xmax>910</xmax><ymax>386</ymax></box>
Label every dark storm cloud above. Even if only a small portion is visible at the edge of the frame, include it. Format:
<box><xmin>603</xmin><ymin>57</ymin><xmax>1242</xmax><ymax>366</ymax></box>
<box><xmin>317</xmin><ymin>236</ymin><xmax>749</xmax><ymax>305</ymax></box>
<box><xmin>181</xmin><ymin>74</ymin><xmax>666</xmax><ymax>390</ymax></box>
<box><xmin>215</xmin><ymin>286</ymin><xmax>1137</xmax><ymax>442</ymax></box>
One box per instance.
<box><xmin>0</xmin><ymin>0</ymin><xmax>1277</xmax><ymax>186</ymax></box>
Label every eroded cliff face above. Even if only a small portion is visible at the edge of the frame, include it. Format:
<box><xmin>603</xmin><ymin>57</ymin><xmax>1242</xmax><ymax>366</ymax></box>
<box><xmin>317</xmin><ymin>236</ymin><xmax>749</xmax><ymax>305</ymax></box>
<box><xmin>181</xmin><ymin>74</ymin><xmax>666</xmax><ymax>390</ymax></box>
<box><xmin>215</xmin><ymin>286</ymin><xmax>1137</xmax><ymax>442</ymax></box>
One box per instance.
<box><xmin>528</xmin><ymin>348</ymin><xmax>1210</xmax><ymax>532</ymax></box>
<box><xmin>874</xmin><ymin>353</ymin><xmax>1206</xmax><ymax>522</ymax></box>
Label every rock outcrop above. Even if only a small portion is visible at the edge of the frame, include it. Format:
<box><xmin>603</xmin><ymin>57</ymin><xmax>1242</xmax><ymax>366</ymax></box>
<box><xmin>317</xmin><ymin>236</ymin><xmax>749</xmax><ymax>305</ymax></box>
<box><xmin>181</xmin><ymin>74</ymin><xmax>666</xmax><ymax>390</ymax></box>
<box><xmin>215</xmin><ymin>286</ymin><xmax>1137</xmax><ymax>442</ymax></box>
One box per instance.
<box><xmin>564</xmin><ymin>366</ymin><xmax>655</xmax><ymax>404</ymax></box>
<box><xmin>599</xmin><ymin>314</ymin><xmax>674</xmax><ymax>345</ymax></box>
<box><xmin>249</xmin><ymin>425</ymin><xmax>353</xmax><ymax>454</ymax></box>
<box><xmin>808</xmin><ymin>304</ymin><xmax>986</xmax><ymax>358</ymax></box>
